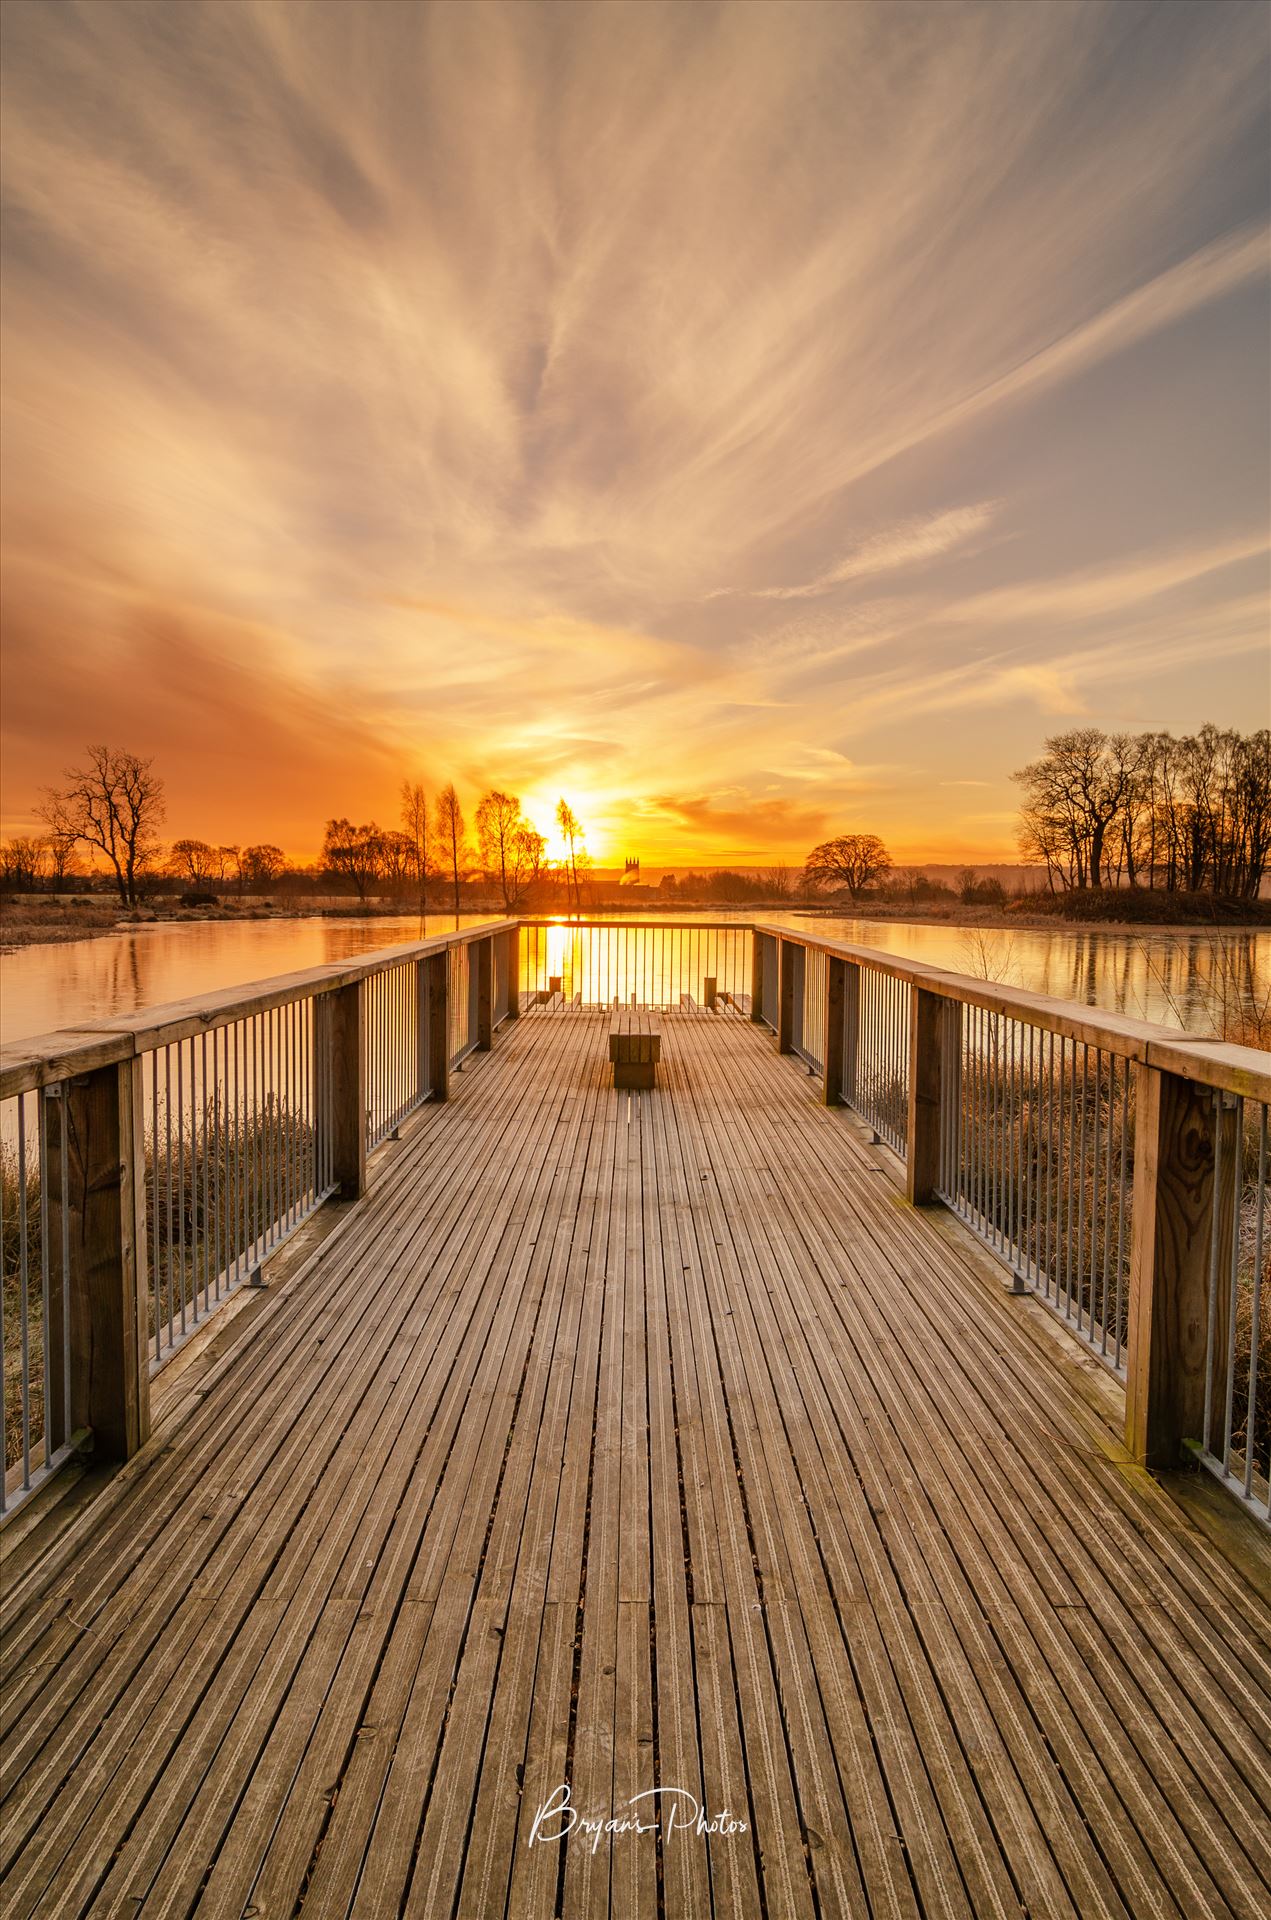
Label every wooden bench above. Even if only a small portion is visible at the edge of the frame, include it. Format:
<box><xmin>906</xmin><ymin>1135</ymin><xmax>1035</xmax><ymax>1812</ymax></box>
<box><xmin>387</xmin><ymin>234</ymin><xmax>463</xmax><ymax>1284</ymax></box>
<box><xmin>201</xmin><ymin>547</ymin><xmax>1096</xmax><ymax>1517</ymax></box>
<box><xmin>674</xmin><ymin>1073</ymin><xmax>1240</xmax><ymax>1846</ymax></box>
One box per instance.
<box><xmin>609</xmin><ymin>1009</ymin><xmax>661</xmax><ymax>1089</ymax></box>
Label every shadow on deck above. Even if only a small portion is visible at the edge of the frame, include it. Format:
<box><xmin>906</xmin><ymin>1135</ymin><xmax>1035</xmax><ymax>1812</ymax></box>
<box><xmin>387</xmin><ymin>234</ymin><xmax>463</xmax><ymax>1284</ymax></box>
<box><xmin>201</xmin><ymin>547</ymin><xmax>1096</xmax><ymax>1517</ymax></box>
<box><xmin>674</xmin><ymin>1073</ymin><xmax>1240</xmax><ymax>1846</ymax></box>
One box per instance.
<box><xmin>2</xmin><ymin>1010</ymin><xmax>1268</xmax><ymax>1919</ymax></box>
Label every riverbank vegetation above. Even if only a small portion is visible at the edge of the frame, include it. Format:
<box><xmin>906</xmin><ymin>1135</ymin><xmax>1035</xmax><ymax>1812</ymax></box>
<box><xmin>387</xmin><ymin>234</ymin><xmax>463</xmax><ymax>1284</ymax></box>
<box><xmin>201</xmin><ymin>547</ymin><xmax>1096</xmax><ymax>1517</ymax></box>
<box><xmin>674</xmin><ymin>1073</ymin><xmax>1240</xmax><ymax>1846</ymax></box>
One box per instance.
<box><xmin>2</xmin><ymin>1095</ymin><xmax>313</xmax><ymax>1473</ymax></box>
<box><xmin>1015</xmin><ymin>725</ymin><xmax>1271</xmax><ymax>899</ymax></box>
<box><xmin>3</xmin><ymin>732</ymin><xmax>1270</xmax><ymax>935</ymax></box>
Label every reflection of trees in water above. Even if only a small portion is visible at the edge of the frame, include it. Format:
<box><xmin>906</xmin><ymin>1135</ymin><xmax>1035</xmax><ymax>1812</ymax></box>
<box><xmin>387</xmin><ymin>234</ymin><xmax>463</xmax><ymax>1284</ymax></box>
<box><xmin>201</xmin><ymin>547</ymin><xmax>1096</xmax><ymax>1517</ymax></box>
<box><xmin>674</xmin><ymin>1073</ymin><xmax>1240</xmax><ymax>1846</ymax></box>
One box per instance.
<box><xmin>102</xmin><ymin>934</ymin><xmax>146</xmax><ymax>1014</ymax></box>
<box><xmin>940</xmin><ymin>926</ymin><xmax>1268</xmax><ymax>1034</ymax></box>
<box><xmin>5</xmin><ymin>917</ymin><xmax>1270</xmax><ymax>1043</ymax></box>
<box><xmin>1134</xmin><ymin>933</ymin><xmax>1268</xmax><ymax>1043</ymax></box>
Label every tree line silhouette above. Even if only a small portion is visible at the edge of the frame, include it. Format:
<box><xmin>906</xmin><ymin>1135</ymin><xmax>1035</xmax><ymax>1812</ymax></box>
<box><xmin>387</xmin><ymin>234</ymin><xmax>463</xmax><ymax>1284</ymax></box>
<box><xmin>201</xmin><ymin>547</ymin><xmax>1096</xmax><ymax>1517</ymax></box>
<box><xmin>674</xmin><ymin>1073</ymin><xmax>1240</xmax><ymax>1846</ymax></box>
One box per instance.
<box><xmin>3</xmin><ymin>729</ymin><xmax>1269</xmax><ymax>912</ymax></box>
<box><xmin>321</xmin><ymin>784</ymin><xmax>569</xmax><ymax>913</ymax></box>
<box><xmin>1</xmin><ymin>747</ymin><xmax>594</xmax><ymax>910</ymax></box>
<box><xmin>1014</xmin><ymin>726</ymin><xmax>1271</xmax><ymax>897</ymax></box>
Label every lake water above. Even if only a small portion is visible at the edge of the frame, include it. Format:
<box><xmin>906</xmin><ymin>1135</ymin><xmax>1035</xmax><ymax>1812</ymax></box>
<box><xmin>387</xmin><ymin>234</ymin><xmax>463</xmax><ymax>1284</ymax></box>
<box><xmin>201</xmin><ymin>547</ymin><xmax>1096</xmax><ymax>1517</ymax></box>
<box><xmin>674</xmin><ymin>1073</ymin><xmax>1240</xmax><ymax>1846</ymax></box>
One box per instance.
<box><xmin>1</xmin><ymin>910</ymin><xmax>1268</xmax><ymax>1046</ymax></box>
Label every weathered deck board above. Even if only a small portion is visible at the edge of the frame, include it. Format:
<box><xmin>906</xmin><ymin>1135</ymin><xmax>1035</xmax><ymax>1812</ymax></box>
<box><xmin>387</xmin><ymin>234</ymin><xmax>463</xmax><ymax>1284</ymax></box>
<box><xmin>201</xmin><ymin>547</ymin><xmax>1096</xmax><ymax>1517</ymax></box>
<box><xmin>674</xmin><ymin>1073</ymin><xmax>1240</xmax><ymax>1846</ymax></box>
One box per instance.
<box><xmin>1</xmin><ymin>1010</ymin><xmax>1268</xmax><ymax>1919</ymax></box>
<box><xmin>691</xmin><ymin>1020</ymin><xmax>1271</xmax><ymax>1899</ymax></box>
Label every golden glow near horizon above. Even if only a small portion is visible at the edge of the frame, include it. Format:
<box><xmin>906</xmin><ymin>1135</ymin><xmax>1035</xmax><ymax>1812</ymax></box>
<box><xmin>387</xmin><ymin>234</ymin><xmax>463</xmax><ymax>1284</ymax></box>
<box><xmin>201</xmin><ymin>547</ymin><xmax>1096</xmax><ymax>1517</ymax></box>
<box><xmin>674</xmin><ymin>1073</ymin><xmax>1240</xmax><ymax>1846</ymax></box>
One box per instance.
<box><xmin>518</xmin><ymin>793</ymin><xmax>605</xmax><ymax>869</ymax></box>
<box><xmin>1</xmin><ymin>1</ymin><xmax>1268</xmax><ymax>869</ymax></box>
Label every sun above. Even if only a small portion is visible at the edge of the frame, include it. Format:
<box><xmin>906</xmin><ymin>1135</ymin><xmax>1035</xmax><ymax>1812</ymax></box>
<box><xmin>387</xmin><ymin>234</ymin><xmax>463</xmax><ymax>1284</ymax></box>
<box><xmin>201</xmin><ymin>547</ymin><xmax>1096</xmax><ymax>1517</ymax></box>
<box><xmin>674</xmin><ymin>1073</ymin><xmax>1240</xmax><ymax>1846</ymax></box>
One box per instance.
<box><xmin>521</xmin><ymin>791</ymin><xmax>608</xmax><ymax>864</ymax></box>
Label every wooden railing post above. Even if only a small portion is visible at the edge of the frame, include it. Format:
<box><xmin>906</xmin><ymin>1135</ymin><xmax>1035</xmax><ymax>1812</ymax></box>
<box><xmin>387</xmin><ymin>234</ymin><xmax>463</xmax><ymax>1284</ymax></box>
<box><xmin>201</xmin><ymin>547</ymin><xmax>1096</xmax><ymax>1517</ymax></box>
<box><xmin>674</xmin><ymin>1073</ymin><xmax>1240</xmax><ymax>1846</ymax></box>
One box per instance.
<box><xmin>415</xmin><ymin>958</ymin><xmax>429</xmax><ymax>1100</ymax></box>
<box><xmin>842</xmin><ymin>960</ymin><xmax>860</xmax><ymax>1105</ymax></box>
<box><xmin>704</xmin><ymin>975</ymin><xmax>717</xmax><ymax>1012</ymax></box>
<box><xmin>1207</xmin><ymin>1096</ymin><xmax>1239</xmax><ymax>1450</ymax></box>
<box><xmin>750</xmin><ymin>934</ymin><xmax>766</xmax><ymax>1024</ymax></box>
<box><xmin>321</xmin><ymin>980</ymin><xmax>366</xmax><ymax>1202</ymax></box>
<box><xmin>426</xmin><ymin>951</ymin><xmax>450</xmax><ymax>1102</ymax></box>
<box><xmin>41</xmin><ymin>1088</ymin><xmax>70</xmax><ymax>1453</ymax></box>
<box><xmin>1125</xmin><ymin>1065</ymin><xmax>1228</xmax><ymax>1468</ymax></box>
<box><xmin>505</xmin><ymin>925</ymin><xmax>520</xmax><ymax>1020</ymax></box>
<box><xmin>476</xmin><ymin>936</ymin><xmax>494</xmax><ymax>1051</ymax></box>
<box><xmin>906</xmin><ymin>987</ymin><xmax>947</xmax><ymax>1204</ymax></box>
<box><xmin>47</xmin><ymin>1060</ymin><xmax>150</xmax><ymax>1461</ymax></box>
<box><xmin>824</xmin><ymin>957</ymin><xmax>846</xmax><ymax>1105</ymax></box>
<box><xmin>778</xmin><ymin>940</ymin><xmax>796</xmax><ymax>1054</ymax></box>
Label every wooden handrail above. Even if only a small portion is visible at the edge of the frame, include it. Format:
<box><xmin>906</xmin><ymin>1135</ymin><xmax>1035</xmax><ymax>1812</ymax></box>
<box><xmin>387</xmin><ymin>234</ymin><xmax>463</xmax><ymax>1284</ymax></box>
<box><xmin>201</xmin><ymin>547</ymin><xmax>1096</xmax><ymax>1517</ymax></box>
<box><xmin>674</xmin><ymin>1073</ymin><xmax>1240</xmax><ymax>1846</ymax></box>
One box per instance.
<box><xmin>0</xmin><ymin>924</ymin><xmax>515</xmax><ymax>1495</ymax></box>
<box><xmin>517</xmin><ymin>916</ymin><xmax>757</xmax><ymax>931</ymax></box>
<box><xmin>2</xmin><ymin>914</ymin><xmax>1267</xmax><ymax>1515</ymax></box>
<box><xmin>6</xmin><ymin>915</ymin><xmax>1265</xmax><ymax>1103</ymax></box>
<box><xmin>749</xmin><ymin>922</ymin><xmax>1270</xmax><ymax>1090</ymax></box>
<box><xmin>0</xmin><ymin>920</ymin><xmax>517</xmax><ymax>1098</ymax></box>
<box><xmin>521</xmin><ymin>918</ymin><xmax>1270</xmax><ymax>1100</ymax></box>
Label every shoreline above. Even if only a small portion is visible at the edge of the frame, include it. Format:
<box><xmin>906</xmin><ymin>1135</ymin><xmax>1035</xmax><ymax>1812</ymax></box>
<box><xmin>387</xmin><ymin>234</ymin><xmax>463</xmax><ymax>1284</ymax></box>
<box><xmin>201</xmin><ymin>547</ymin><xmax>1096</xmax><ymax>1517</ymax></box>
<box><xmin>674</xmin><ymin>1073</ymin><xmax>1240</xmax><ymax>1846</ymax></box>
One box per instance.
<box><xmin>3</xmin><ymin>897</ymin><xmax>1269</xmax><ymax>952</ymax></box>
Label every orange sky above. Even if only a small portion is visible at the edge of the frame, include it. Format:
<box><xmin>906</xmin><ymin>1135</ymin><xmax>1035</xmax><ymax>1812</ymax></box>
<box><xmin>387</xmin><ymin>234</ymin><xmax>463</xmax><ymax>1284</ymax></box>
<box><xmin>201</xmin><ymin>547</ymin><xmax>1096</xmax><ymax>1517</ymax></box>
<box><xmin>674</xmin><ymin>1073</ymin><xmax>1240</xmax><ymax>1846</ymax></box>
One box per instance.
<box><xmin>2</xmin><ymin>0</ymin><xmax>1268</xmax><ymax>869</ymax></box>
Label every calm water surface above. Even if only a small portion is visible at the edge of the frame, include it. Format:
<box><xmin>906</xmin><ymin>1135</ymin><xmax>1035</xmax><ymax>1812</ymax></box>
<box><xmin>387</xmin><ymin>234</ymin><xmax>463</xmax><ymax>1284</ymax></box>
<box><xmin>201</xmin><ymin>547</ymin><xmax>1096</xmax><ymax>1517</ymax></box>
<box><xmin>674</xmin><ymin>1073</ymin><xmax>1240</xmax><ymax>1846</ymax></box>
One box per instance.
<box><xmin>0</xmin><ymin>914</ymin><xmax>503</xmax><ymax>1044</ymax></box>
<box><xmin>760</xmin><ymin>913</ymin><xmax>1270</xmax><ymax>1041</ymax></box>
<box><xmin>2</xmin><ymin>911</ymin><xmax>1268</xmax><ymax>1045</ymax></box>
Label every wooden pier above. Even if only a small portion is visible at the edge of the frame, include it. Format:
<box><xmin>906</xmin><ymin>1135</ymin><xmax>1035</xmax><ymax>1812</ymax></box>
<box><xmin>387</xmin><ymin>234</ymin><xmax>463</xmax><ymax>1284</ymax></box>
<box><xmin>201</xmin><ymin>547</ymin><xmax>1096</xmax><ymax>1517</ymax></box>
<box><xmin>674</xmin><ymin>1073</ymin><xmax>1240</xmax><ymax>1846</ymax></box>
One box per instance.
<box><xmin>3</xmin><ymin>1003</ymin><xmax>1268</xmax><ymax>1918</ymax></box>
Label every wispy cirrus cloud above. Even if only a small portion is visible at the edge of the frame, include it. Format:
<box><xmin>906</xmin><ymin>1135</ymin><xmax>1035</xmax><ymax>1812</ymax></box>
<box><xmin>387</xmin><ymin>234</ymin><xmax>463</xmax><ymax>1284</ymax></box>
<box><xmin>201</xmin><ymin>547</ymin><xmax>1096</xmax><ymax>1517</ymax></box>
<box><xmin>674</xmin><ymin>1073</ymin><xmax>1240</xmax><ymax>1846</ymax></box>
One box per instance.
<box><xmin>705</xmin><ymin>501</ymin><xmax>1001</xmax><ymax>601</ymax></box>
<box><xmin>0</xmin><ymin>0</ymin><xmax>1267</xmax><ymax>863</ymax></box>
<box><xmin>942</xmin><ymin>532</ymin><xmax>1269</xmax><ymax>630</ymax></box>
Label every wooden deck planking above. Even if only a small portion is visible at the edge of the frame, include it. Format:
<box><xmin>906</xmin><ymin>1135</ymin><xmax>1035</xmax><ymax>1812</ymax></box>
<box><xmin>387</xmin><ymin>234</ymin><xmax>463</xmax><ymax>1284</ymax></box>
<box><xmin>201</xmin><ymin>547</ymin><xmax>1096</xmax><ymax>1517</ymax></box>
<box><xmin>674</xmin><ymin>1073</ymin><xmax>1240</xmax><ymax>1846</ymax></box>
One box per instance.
<box><xmin>1</xmin><ymin>1009</ymin><xmax>1268</xmax><ymax>1919</ymax></box>
<box><xmin>721</xmin><ymin>1036</ymin><xmax>1271</xmax><ymax>1873</ymax></box>
<box><xmin>673</xmin><ymin>1015</ymin><xmax>1270</xmax><ymax>1916</ymax></box>
<box><xmin>678</xmin><ymin>1024</ymin><xmax>1152</xmax><ymax>1915</ymax></box>
<box><xmin>683</xmin><ymin>1013</ymin><xmax>1267</xmax><ymax>1912</ymax></box>
<box><xmin>5</xmin><ymin>1014</ymin><xmax>594</xmax><ymax>1913</ymax></box>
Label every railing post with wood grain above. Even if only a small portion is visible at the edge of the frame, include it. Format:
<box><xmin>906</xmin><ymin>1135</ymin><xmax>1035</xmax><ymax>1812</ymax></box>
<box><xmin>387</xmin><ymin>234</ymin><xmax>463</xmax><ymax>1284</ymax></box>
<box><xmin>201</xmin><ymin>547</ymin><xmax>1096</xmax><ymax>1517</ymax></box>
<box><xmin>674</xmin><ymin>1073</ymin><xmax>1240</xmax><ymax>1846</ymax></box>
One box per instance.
<box><xmin>905</xmin><ymin>986</ymin><xmax>949</xmax><ymax>1204</ymax></box>
<box><xmin>46</xmin><ymin>1060</ymin><xmax>151</xmax><ymax>1461</ymax></box>
<box><xmin>415</xmin><ymin>957</ymin><xmax>429</xmax><ymax>1104</ymax></box>
<box><xmin>505</xmin><ymin>925</ymin><xmax>520</xmax><ymax>1019</ymax></box>
<box><xmin>1125</xmin><ymin>1066</ymin><xmax>1233</xmax><ymax>1468</ymax></box>
<box><xmin>40</xmin><ymin>1088</ymin><xmax>71</xmax><ymax>1455</ymax></box>
<box><xmin>476</xmin><ymin>936</ymin><xmax>494</xmax><ymax>1052</ymax></box>
<box><xmin>750</xmin><ymin>933</ymin><xmax>766</xmax><ymax>1024</ymax></box>
<box><xmin>841</xmin><ymin>959</ymin><xmax>861</xmax><ymax>1107</ymax></box>
<box><xmin>320</xmin><ymin>979</ymin><xmax>367</xmax><ymax>1202</ymax></box>
<box><xmin>778</xmin><ymin>939</ymin><xmax>796</xmax><ymax>1055</ymax></box>
<box><xmin>824</xmin><ymin>956</ymin><xmax>846</xmax><ymax>1105</ymax></box>
<box><xmin>426</xmin><ymin>950</ymin><xmax>450</xmax><ymax>1101</ymax></box>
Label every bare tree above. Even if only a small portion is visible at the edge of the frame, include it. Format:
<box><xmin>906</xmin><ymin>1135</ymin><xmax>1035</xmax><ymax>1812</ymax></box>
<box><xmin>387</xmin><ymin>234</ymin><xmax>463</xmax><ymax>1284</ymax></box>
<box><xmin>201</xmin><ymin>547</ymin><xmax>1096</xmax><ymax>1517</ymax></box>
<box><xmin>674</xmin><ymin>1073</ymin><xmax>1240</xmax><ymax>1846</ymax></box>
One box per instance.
<box><xmin>513</xmin><ymin>822</ymin><xmax>548</xmax><ymax>895</ymax></box>
<box><xmin>473</xmin><ymin>792</ymin><xmax>547</xmax><ymax>909</ymax></box>
<box><xmin>321</xmin><ymin>819</ymin><xmax>385</xmax><ymax>902</ymax></box>
<box><xmin>1234</xmin><ymin>730</ymin><xmax>1271</xmax><ymax>898</ymax></box>
<box><xmin>168</xmin><ymin>838</ymin><xmax>220</xmax><ymax>887</ymax></box>
<box><xmin>555</xmin><ymin>798</ymin><xmax>583</xmax><ymax>911</ymax></box>
<box><xmin>476</xmin><ymin>790</ymin><xmax>525</xmax><ymax>909</ymax></box>
<box><xmin>39</xmin><ymin>745</ymin><xmax>165</xmax><ymax>906</ymax></box>
<box><xmin>1015</xmin><ymin>750</ymin><xmax>1083</xmax><ymax>891</ymax></box>
<box><xmin>1106</xmin><ymin>734</ymin><xmax>1150</xmax><ymax>887</ymax></box>
<box><xmin>0</xmin><ymin>837</ymin><xmax>50</xmax><ymax>890</ymax></box>
<box><xmin>400</xmin><ymin>780</ymin><xmax>433</xmax><ymax>913</ymax></box>
<box><xmin>1016</xmin><ymin>725</ymin><xmax>1270</xmax><ymax>899</ymax></box>
<box><xmin>44</xmin><ymin>829</ymin><xmax>79</xmax><ymax>889</ymax></box>
<box><xmin>804</xmin><ymin>833</ymin><xmax>892</xmax><ymax>901</ymax></box>
<box><xmin>240</xmin><ymin>844</ymin><xmax>285</xmax><ymax>889</ymax></box>
<box><xmin>434</xmin><ymin>785</ymin><xmax>467</xmax><ymax>916</ymax></box>
<box><xmin>376</xmin><ymin>830</ymin><xmax>416</xmax><ymax>892</ymax></box>
<box><xmin>1014</xmin><ymin>731</ymin><xmax>1120</xmax><ymax>889</ymax></box>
